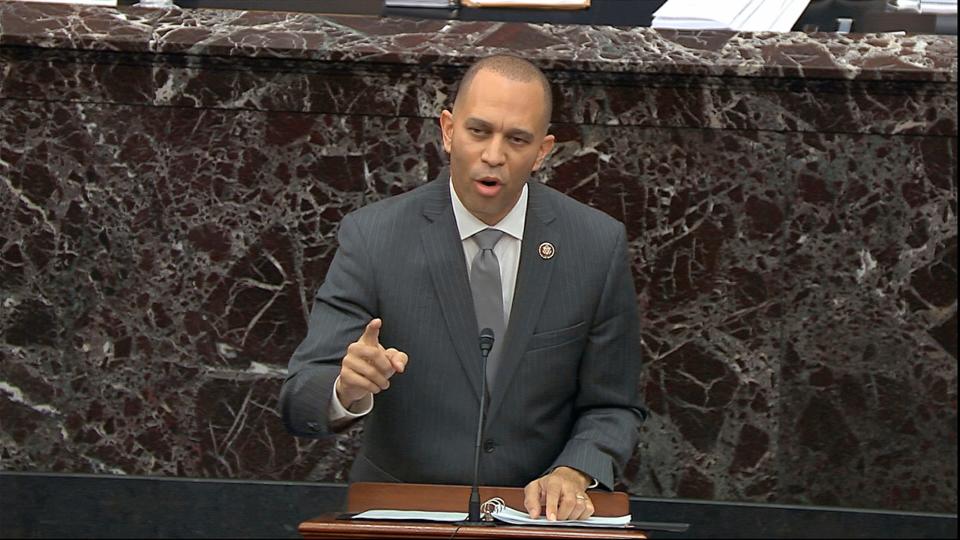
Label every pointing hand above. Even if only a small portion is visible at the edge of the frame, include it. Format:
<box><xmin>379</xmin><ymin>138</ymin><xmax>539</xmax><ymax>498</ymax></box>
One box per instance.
<box><xmin>336</xmin><ymin>319</ymin><xmax>409</xmax><ymax>408</ymax></box>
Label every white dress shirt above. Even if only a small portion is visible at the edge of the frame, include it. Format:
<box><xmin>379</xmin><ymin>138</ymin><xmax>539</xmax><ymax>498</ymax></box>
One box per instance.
<box><xmin>328</xmin><ymin>180</ymin><xmax>528</xmax><ymax>420</ymax></box>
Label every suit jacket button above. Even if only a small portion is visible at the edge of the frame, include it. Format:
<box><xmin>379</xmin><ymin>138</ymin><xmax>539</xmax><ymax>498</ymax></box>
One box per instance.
<box><xmin>483</xmin><ymin>439</ymin><xmax>496</xmax><ymax>453</ymax></box>
<box><xmin>307</xmin><ymin>422</ymin><xmax>321</xmax><ymax>432</ymax></box>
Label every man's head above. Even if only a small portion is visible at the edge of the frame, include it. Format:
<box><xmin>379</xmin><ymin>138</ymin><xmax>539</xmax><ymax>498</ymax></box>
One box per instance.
<box><xmin>440</xmin><ymin>55</ymin><xmax>556</xmax><ymax>226</ymax></box>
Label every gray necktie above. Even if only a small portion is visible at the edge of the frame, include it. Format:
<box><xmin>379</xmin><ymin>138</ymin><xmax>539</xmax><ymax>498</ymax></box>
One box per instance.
<box><xmin>470</xmin><ymin>228</ymin><xmax>506</xmax><ymax>389</ymax></box>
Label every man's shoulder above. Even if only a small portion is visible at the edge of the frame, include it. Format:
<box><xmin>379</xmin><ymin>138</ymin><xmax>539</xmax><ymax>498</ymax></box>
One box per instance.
<box><xmin>530</xmin><ymin>181</ymin><xmax>623</xmax><ymax>232</ymax></box>
<box><xmin>348</xmin><ymin>179</ymin><xmax>444</xmax><ymax>225</ymax></box>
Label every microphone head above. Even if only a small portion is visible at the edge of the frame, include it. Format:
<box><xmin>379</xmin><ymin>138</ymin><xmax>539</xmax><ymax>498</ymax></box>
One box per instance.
<box><xmin>479</xmin><ymin>328</ymin><xmax>495</xmax><ymax>356</ymax></box>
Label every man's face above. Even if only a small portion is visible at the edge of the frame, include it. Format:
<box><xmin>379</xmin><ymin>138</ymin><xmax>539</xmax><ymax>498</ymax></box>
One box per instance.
<box><xmin>440</xmin><ymin>69</ymin><xmax>555</xmax><ymax>225</ymax></box>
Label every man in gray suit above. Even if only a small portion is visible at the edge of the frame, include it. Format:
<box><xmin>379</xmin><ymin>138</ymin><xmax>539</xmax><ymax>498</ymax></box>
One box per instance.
<box><xmin>280</xmin><ymin>54</ymin><xmax>645</xmax><ymax>521</ymax></box>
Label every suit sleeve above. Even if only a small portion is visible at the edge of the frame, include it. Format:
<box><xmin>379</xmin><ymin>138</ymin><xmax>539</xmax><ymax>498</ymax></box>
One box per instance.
<box><xmin>550</xmin><ymin>224</ymin><xmax>647</xmax><ymax>489</ymax></box>
<box><xmin>279</xmin><ymin>213</ymin><xmax>377</xmax><ymax>439</ymax></box>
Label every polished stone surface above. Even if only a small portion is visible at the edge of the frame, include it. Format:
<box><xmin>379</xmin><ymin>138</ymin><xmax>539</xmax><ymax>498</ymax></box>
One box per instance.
<box><xmin>2</xmin><ymin>472</ymin><xmax>957</xmax><ymax>538</ymax></box>
<box><xmin>0</xmin><ymin>1</ymin><xmax>956</xmax><ymax>513</ymax></box>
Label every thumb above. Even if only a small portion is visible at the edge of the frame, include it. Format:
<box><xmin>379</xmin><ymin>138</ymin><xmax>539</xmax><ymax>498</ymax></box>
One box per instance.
<box><xmin>359</xmin><ymin>318</ymin><xmax>382</xmax><ymax>346</ymax></box>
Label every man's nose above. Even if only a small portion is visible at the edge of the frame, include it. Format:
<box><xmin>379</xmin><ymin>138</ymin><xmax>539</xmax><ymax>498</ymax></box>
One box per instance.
<box><xmin>481</xmin><ymin>136</ymin><xmax>506</xmax><ymax>167</ymax></box>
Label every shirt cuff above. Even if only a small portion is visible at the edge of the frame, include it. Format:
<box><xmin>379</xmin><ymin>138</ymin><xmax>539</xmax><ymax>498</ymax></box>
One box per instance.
<box><xmin>328</xmin><ymin>375</ymin><xmax>374</xmax><ymax>421</ymax></box>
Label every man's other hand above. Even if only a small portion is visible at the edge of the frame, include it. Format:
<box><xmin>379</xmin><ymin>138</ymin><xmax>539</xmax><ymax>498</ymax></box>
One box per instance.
<box><xmin>336</xmin><ymin>318</ymin><xmax>408</xmax><ymax>408</ymax></box>
<box><xmin>523</xmin><ymin>466</ymin><xmax>594</xmax><ymax>521</ymax></box>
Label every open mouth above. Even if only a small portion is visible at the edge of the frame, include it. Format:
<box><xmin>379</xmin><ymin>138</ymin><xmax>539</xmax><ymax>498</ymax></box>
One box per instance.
<box><xmin>475</xmin><ymin>178</ymin><xmax>502</xmax><ymax>196</ymax></box>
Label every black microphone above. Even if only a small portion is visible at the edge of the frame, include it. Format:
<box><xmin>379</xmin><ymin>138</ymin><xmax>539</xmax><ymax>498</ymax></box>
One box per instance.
<box><xmin>467</xmin><ymin>328</ymin><xmax>495</xmax><ymax>523</ymax></box>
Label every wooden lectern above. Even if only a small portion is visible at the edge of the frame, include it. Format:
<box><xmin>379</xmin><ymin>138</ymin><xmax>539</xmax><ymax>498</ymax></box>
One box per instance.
<box><xmin>299</xmin><ymin>482</ymin><xmax>648</xmax><ymax>539</ymax></box>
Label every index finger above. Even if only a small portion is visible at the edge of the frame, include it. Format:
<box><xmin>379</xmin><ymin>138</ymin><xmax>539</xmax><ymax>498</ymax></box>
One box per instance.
<box><xmin>523</xmin><ymin>481</ymin><xmax>542</xmax><ymax>519</ymax></box>
<box><xmin>384</xmin><ymin>349</ymin><xmax>408</xmax><ymax>374</ymax></box>
<box><xmin>544</xmin><ymin>482</ymin><xmax>561</xmax><ymax>521</ymax></box>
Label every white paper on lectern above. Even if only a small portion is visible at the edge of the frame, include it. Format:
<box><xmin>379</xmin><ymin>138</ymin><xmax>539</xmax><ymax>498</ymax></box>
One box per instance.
<box><xmin>921</xmin><ymin>0</ymin><xmax>958</xmax><ymax>14</ymax></box>
<box><xmin>768</xmin><ymin>0</ymin><xmax>813</xmax><ymax>31</ymax></box>
<box><xmin>740</xmin><ymin>0</ymin><xmax>811</xmax><ymax>32</ymax></box>
<box><xmin>462</xmin><ymin>0</ymin><xmax>590</xmax><ymax>7</ymax></box>
<box><xmin>489</xmin><ymin>505</ymin><xmax>632</xmax><ymax>528</ymax></box>
<box><xmin>653</xmin><ymin>0</ymin><xmax>752</xmax><ymax>27</ymax></box>
<box><xmin>652</xmin><ymin>0</ymin><xmax>812</xmax><ymax>32</ymax></box>
<box><xmin>15</xmin><ymin>0</ymin><xmax>117</xmax><ymax>5</ymax></box>
<box><xmin>352</xmin><ymin>504</ymin><xmax>631</xmax><ymax>528</ymax></box>
<box><xmin>383</xmin><ymin>0</ymin><xmax>453</xmax><ymax>7</ymax></box>
<box><xmin>352</xmin><ymin>509</ymin><xmax>468</xmax><ymax>522</ymax></box>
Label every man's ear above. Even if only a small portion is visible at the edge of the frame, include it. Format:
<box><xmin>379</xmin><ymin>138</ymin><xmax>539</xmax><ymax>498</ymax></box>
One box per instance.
<box><xmin>532</xmin><ymin>134</ymin><xmax>556</xmax><ymax>171</ymax></box>
<box><xmin>439</xmin><ymin>110</ymin><xmax>454</xmax><ymax>154</ymax></box>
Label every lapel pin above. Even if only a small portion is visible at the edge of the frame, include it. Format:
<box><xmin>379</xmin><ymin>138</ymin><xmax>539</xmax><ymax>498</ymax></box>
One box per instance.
<box><xmin>538</xmin><ymin>242</ymin><xmax>555</xmax><ymax>260</ymax></box>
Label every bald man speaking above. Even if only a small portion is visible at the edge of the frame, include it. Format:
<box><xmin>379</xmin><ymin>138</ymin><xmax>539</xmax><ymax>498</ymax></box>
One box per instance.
<box><xmin>280</xmin><ymin>54</ymin><xmax>646</xmax><ymax>522</ymax></box>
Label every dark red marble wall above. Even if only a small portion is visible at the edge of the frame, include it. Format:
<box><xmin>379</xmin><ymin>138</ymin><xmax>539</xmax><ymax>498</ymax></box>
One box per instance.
<box><xmin>0</xmin><ymin>2</ymin><xmax>956</xmax><ymax>512</ymax></box>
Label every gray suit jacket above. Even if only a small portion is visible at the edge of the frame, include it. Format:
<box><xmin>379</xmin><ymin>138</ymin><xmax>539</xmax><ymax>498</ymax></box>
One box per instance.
<box><xmin>280</xmin><ymin>178</ymin><xmax>645</xmax><ymax>489</ymax></box>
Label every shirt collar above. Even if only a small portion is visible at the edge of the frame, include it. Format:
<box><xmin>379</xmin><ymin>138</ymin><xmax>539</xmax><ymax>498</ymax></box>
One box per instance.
<box><xmin>450</xmin><ymin>179</ymin><xmax>527</xmax><ymax>242</ymax></box>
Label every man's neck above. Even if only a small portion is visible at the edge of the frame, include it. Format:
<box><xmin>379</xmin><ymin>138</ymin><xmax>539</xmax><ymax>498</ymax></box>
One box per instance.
<box><xmin>449</xmin><ymin>180</ymin><xmax>529</xmax><ymax>241</ymax></box>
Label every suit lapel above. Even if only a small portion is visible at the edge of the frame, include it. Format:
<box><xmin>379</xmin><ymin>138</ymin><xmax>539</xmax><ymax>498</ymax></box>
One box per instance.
<box><xmin>487</xmin><ymin>183</ymin><xmax>558</xmax><ymax>423</ymax></box>
<box><xmin>420</xmin><ymin>180</ymin><xmax>484</xmax><ymax>402</ymax></box>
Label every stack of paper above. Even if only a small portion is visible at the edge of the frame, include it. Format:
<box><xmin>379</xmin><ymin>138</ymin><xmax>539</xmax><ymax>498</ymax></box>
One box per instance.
<box><xmin>888</xmin><ymin>0</ymin><xmax>957</xmax><ymax>13</ymax></box>
<box><xmin>487</xmin><ymin>503</ymin><xmax>631</xmax><ymax>528</ymax></box>
<box><xmin>461</xmin><ymin>0</ymin><xmax>589</xmax><ymax>7</ymax></box>
<box><xmin>14</xmin><ymin>0</ymin><xmax>117</xmax><ymax>5</ymax></box>
<box><xmin>350</xmin><ymin>499</ymin><xmax>689</xmax><ymax>532</ymax></box>
<box><xmin>385</xmin><ymin>0</ymin><xmax>589</xmax><ymax>7</ymax></box>
<box><xmin>351</xmin><ymin>507</ymin><xmax>630</xmax><ymax>527</ymax></box>
<box><xmin>352</xmin><ymin>498</ymin><xmax>631</xmax><ymax>528</ymax></box>
<box><xmin>921</xmin><ymin>0</ymin><xmax>958</xmax><ymax>14</ymax></box>
<box><xmin>652</xmin><ymin>0</ymin><xmax>812</xmax><ymax>32</ymax></box>
<box><xmin>384</xmin><ymin>0</ymin><xmax>455</xmax><ymax>8</ymax></box>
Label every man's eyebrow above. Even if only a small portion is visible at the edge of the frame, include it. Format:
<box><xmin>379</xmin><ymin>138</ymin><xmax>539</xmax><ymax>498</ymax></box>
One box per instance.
<box><xmin>464</xmin><ymin>117</ymin><xmax>535</xmax><ymax>140</ymax></box>
<box><xmin>464</xmin><ymin>117</ymin><xmax>493</xmax><ymax>129</ymax></box>
<box><xmin>505</xmin><ymin>128</ymin><xmax>534</xmax><ymax>140</ymax></box>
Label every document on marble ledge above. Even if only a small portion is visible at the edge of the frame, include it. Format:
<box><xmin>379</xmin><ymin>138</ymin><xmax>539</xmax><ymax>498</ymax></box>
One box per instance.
<box><xmin>652</xmin><ymin>0</ymin><xmax>811</xmax><ymax>31</ymax></box>
<box><xmin>15</xmin><ymin>0</ymin><xmax>116</xmax><ymax>4</ymax></box>
<box><xmin>383</xmin><ymin>0</ymin><xmax>456</xmax><ymax>7</ymax></box>
<box><xmin>461</xmin><ymin>0</ymin><xmax>590</xmax><ymax>9</ymax></box>
<box><xmin>352</xmin><ymin>498</ymin><xmax>631</xmax><ymax>528</ymax></box>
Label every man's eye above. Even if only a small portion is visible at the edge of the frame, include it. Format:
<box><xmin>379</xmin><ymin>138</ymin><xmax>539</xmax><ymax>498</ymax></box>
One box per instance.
<box><xmin>511</xmin><ymin>137</ymin><xmax>527</xmax><ymax>144</ymax></box>
<box><xmin>468</xmin><ymin>127</ymin><xmax>485</xmax><ymax>135</ymax></box>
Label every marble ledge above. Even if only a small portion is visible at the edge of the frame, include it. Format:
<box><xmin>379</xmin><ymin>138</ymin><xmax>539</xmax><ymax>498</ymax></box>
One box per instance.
<box><xmin>0</xmin><ymin>1</ymin><xmax>956</xmax><ymax>83</ymax></box>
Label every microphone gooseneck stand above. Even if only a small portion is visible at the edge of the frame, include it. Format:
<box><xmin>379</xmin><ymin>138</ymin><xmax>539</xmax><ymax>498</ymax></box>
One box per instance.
<box><xmin>465</xmin><ymin>327</ymin><xmax>496</xmax><ymax>525</ymax></box>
